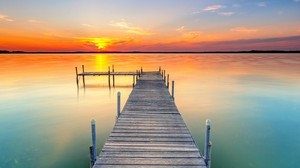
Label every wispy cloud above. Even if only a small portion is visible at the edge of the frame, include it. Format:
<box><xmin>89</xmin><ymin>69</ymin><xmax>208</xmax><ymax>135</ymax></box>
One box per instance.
<box><xmin>82</xmin><ymin>24</ymin><xmax>93</xmax><ymax>27</ymax></box>
<box><xmin>257</xmin><ymin>2</ymin><xmax>267</xmax><ymax>7</ymax></box>
<box><xmin>218</xmin><ymin>12</ymin><xmax>234</xmax><ymax>16</ymax></box>
<box><xmin>231</xmin><ymin>27</ymin><xmax>258</xmax><ymax>33</ymax></box>
<box><xmin>176</xmin><ymin>26</ymin><xmax>185</xmax><ymax>32</ymax></box>
<box><xmin>203</xmin><ymin>5</ymin><xmax>225</xmax><ymax>12</ymax></box>
<box><xmin>109</xmin><ymin>20</ymin><xmax>151</xmax><ymax>35</ymax></box>
<box><xmin>0</xmin><ymin>14</ymin><xmax>14</xmax><ymax>22</ymax></box>
<box><xmin>27</xmin><ymin>19</ymin><xmax>40</xmax><ymax>23</ymax></box>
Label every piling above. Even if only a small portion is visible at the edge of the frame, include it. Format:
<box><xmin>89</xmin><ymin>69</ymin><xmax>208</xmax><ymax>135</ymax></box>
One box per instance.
<box><xmin>112</xmin><ymin>65</ymin><xmax>115</xmax><ymax>87</ymax></box>
<box><xmin>141</xmin><ymin>67</ymin><xmax>143</xmax><ymax>74</ymax></box>
<box><xmin>171</xmin><ymin>80</ymin><xmax>175</xmax><ymax>100</ymax></box>
<box><xmin>108</xmin><ymin>66</ymin><xmax>111</xmax><ymax>88</ymax></box>
<box><xmin>167</xmin><ymin>74</ymin><xmax>170</xmax><ymax>88</ymax></box>
<box><xmin>204</xmin><ymin>119</ymin><xmax>212</xmax><ymax>168</ymax></box>
<box><xmin>82</xmin><ymin>65</ymin><xmax>86</xmax><ymax>87</ymax></box>
<box><xmin>90</xmin><ymin>119</ymin><xmax>96</xmax><ymax>167</ymax></box>
<box><xmin>75</xmin><ymin>67</ymin><xmax>79</xmax><ymax>86</ymax></box>
<box><xmin>117</xmin><ymin>92</ymin><xmax>121</xmax><ymax>118</ymax></box>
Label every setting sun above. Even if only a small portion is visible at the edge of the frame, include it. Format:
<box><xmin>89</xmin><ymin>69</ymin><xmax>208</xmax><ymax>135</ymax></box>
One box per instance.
<box><xmin>81</xmin><ymin>38</ymin><xmax>114</xmax><ymax>50</ymax></box>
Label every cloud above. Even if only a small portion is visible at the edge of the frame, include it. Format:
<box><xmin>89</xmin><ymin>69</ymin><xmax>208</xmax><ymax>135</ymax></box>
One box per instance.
<box><xmin>294</xmin><ymin>0</ymin><xmax>300</xmax><ymax>2</ymax></box>
<box><xmin>27</xmin><ymin>19</ymin><xmax>40</xmax><ymax>23</ymax></box>
<box><xmin>257</xmin><ymin>2</ymin><xmax>267</xmax><ymax>7</ymax></box>
<box><xmin>109</xmin><ymin>20</ymin><xmax>151</xmax><ymax>35</ymax></box>
<box><xmin>231</xmin><ymin>27</ymin><xmax>258</xmax><ymax>33</ymax></box>
<box><xmin>0</xmin><ymin>14</ymin><xmax>14</xmax><ymax>22</ymax></box>
<box><xmin>82</xmin><ymin>24</ymin><xmax>93</xmax><ymax>27</ymax></box>
<box><xmin>203</xmin><ymin>5</ymin><xmax>225</xmax><ymax>12</ymax></box>
<box><xmin>218</xmin><ymin>12</ymin><xmax>234</xmax><ymax>16</ymax></box>
<box><xmin>176</xmin><ymin>26</ymin><xmax>185</xmax><ymax>32</ymax></box>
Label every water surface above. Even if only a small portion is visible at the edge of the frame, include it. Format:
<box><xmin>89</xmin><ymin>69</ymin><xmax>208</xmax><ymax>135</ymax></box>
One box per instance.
<box><xmin>0</xmin><ymin>54</ymin><xmax>300</xmax><ymax>168</ymax></box>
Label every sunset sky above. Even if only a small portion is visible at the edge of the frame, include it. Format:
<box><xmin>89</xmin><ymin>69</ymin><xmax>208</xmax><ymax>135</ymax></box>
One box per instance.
<box><xmin>1</xmin><ymin>0</ymin><xmax>300</xmax><ymax>52</ymax></box>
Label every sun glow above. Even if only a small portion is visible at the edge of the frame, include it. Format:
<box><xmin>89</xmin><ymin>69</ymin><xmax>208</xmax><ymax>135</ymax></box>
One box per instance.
<box><xmin>81</xmin><ymin>37</ymin><xmax>114</xmax><ymax>50</ymax></box>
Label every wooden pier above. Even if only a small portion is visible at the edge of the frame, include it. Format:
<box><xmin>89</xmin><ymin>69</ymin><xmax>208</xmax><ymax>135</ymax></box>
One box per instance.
<box><xmin>75</xmin><ymin>65</ymin><xmax>141</xmax><ymax>87</ymax></box>
<box><xmin>91</xmin><ymin>71</ymin><xmax>210</xmax><ymax>168</ymax></box>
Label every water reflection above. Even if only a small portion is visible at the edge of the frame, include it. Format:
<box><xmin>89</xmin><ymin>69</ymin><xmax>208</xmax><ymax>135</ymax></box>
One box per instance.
<box><xmin>0</xmin><ymin>54</ymin><xmax>300</xmax><ymax>168</ymax></box>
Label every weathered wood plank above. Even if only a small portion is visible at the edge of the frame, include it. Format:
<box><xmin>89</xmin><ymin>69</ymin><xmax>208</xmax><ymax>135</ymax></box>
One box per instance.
<box><xmin>93</xmin><ymin>72</ymin><xmax>206</xmax><ymax>168</ymax></box>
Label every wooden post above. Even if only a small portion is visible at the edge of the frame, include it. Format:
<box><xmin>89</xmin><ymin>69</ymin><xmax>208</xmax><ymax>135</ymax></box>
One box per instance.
<box><xmin>204</xmin><ymin>119</ymin><xmax>212</xmax><ymax>168</ymax></box>
<box><xmin>136</xmin><ymin>70</ymin><xmax>139</xmax><ymax>81</ymax></box>
<box><xmin>171</xmin><ymin>80</ymin><xmax>175</xmax><ymax>100</ymax></box>
<box><xmin>133</xmin><ymin>75</ymin><xmax>135</xmax><ymax>87</ymax></box>
<box><xmin>112</xmin><ymin>65</ymin><xmax>115</xmax><ymax>87</ymax></box>
<box><xmin>117</xmin><ymin>92</ymin><xmax>121</xmax><ymax>118</ymax></box>
<box><xmin>89</xmin><ymin>146</ymin><xmax>94</xmax><ymax>168</ymax></box>
<box><xmin>159</xmin><ymin>66</ymin><xmax>161</xmax><ymax>74</ymax></box>
<box><xmin>163</xmin><ymin>70</ymin><xmax>166</xmax><ymax>79</ymax></box>
<box><xmin>139</xmin><ymin>70</ymin><xmax>141</xmax><ymax>77</ymax></box>
<box><xmin>82</xmin><ymin>65</ymin><xmax>86</xmax><ymax>87</ymax></box>
<box><xmin>90</xmin><ymin>119</ymin><xmax>96</xmax><ymax>166</ymax></box>
<box><xmin>108</xmin><ymin>66</ymin><xmax>111</xmax><ymax>88</ymax></box>
<box><xmin>164</xmin><ymin>70</ymin><xmax>166</xmax><ymax>83</ymax></box>
<box><xmin>75</xmin><ymin>67</ymin><xmax>79</xmax><ymax>86</ymax></box>
<box><xmin>141</xmin><ymin>67</ymin><xmax>143</xmax><ymax>74</ymax></box>
<box><xmin>167</xmin><ymin>74</ymin><xmax>169</xmax><ymax>88</ymax></box>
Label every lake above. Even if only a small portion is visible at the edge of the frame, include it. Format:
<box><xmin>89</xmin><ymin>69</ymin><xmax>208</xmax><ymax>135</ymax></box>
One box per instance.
<box><xmin>0</xmin><ymin>53</ymin><xmax>300</xmax><ymax>168</ymax></box>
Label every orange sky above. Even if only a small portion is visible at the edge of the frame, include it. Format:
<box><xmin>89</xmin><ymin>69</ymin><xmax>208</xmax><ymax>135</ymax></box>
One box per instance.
<box><xmin>1</xmin><ymin>0</ymin><xmax>300</xmax><ymax>52</ymax></box>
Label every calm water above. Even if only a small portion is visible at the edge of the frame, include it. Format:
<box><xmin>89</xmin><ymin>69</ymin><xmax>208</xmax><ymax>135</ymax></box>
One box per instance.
<box><xmin>0</xmin><ymin>54</ymin><xmax>300</xmax><ymax>168</ymax></box>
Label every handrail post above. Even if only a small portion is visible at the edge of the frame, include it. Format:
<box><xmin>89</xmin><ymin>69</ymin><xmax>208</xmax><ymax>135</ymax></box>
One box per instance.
<box><xmin>204</xmin><ymin>119</ymin><xmax>212</xmax><ymax>168</ymax></box>
<box><xmin>117</xmin><ymin>92</ymin><xmax>121</xmax><ymax>118</ymax></box>
<box><xmin>90</xmin><ymin>119</ymin><xmax>96</xmax><ymax>167</ymax></box>
<box><xmin>171</xmin><ymin>80</ymin><xmax>175</xmax><ymax>100</ymax></box>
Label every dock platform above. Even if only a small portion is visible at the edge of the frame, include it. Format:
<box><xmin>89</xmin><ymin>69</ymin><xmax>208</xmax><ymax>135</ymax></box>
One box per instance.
<box><xmin>92</xmin><ymin>71</ymin><xmax>208</xmax><ymax>168</ymax></box>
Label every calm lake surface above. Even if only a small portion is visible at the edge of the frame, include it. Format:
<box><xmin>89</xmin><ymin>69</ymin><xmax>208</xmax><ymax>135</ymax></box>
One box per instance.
<box><xmin>0</xmin><ymin>54</ymin><xmax>300</xmax><ymax>168</ymax></box>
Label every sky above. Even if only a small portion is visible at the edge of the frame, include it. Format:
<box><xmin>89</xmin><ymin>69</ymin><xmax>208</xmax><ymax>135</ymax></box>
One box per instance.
<box><xmin>0</xmin><ymin>0</ymin><xmax>300</xmax><ymax>52</ymax></box>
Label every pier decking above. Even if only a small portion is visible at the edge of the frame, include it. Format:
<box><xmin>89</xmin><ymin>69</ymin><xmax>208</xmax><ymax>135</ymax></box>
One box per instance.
<box><xmin>93</xmin><ymin>71</ymin><xmax>207</xmax><ymax>168</ymax></box>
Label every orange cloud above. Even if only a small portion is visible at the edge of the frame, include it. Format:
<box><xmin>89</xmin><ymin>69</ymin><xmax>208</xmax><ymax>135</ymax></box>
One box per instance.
<box><xmin>0</xmin><ymin>14</ymin><xmax>14</xmax><ymax>22</ymax></box>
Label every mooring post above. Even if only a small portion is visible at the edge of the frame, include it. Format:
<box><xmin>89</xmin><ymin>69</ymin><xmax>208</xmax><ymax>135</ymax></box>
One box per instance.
<box><xmin>204</xmin><ymin>119</ymin><xmax>212</xmax><ymax>168</ymax></box>
<box><xmin>141</xmin><ymin>67</ymin><xmax>143</xmax><ymax>74</ymax></box>
<box><xmin>164</xmin><ymin>70</ymin><xmax>166</xmax><ymax>83</ymax></box>
<box><xmin>108</xmin><ymin>66</ymin><xmax>111</xmax><ymax>88</ymax></box>
<box><xmin>75</xmin><ymin>67</ymin><xmax>79</xmax><ymax>87</ymax></box>
<box><xmin>117</xmin><ymin>92</ymin><xmax>121</xmax><ymax>118</ymax></box>
<box><xmin>136</xmin><ymin>70</ymin><xmax>139</xmax><ymax>81</ymax></box>
<box><xmin>112</xmin><ymin>65</ymin><xmax>115</xmax><ymax>87</ymax></box>
<box><xmin>167</xmin><ymin>74</ymin><xmax>169</xmax><ymax>88</ymax></box>
<box><xmin>171</xmin><ymin>80</ymin><xmax>175</xmax><ymax>100</ymax></box>
<box><xmin>90</xmin><ymin>119</ymin><xmax>96</xmax><ymax>167</ymax></box>
<box><xmin>82</xmin><ymin>65</ymin><xmax>86</xmax><ymax>87</ymax></box>
<box><xmin>159</xmin><ymin>66</ymin><xmax>161</xmax><ymax>74</ymax></box>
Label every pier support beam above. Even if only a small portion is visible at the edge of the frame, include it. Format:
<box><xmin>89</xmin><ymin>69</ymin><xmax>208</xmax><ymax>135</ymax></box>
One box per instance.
<box><xmin>112</xmin><ymin>65</ymin><xmax>115</xmax><ymax>87</ymax></box>
<box><xmin>108</xmin><ymin>66</ymin><xmax>111</xmax><ymax>88</ymax></box>
<box><xmin>167</xmin><ymin>74</ymin><xmax>169</xmax><ymax>88</ymax></box>
<box><xmin>171</xmin><ymin>80</ymin><xmax>175</xmax><ymax>100</ymax></box>
<box><xmin>90</xmin><ymin>119</ymin><xmax>96</xmax><ymax>167</ymax></box>
<box><xmin>117</xmin><ymin>92</ymin><xmax>121</xmax><ymax>118</ymax></box>
<box><xmin>82</xmin><ymin>65</ymin><xmax>86</xmax><ymax>87</ymax></box>
<box><xmin>204</xmin><ymin>119</ymin><xmax>212</xmax><ymax>168</ymax></box>
<box><xmin>75</xmin><ymin>67</ymin><xmax>79</xmax><ymax>87</ymax></box>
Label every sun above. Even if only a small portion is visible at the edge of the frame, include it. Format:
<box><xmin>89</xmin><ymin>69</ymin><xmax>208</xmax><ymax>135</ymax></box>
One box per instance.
<box><xmin>81</xmin><ymin>37</ymin><xmax>113</xmax><ymax>50</ymax></box>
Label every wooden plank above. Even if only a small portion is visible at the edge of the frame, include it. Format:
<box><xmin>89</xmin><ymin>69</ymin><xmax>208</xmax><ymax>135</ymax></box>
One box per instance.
<box><xmin>93</xmin><ymin>72</ymin><xmax>206</xmax><ymax>168</ymax></box>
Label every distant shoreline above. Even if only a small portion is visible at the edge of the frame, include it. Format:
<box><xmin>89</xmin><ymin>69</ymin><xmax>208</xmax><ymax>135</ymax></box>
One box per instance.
<box><xmin>1</xmin><ymin>50</ymin><xmax>300</xmax><ymax>54</ymax></box>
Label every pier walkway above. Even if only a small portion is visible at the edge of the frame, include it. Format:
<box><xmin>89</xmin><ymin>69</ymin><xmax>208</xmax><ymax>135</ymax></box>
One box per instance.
<box><xmin>93</xmin><ymin>71</ymin><xmax>207</xmax><ymax>168</ymax></box>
